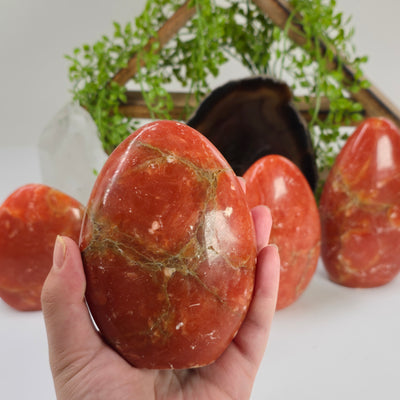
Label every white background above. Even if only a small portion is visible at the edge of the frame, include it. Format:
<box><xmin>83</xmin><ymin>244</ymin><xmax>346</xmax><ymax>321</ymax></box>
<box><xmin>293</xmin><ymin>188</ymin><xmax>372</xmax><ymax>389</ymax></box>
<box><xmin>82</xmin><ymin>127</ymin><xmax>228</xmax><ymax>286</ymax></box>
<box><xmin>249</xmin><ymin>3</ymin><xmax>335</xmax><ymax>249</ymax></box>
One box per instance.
<box><xmin>0</xmin><ymin>0</ymin><xmax>400</xmax><ymax>147</ymax></box>
<box><xmin>1</xmin><ymin>1</ymin><xmax>400</xmax><ymax>399</ymax></box>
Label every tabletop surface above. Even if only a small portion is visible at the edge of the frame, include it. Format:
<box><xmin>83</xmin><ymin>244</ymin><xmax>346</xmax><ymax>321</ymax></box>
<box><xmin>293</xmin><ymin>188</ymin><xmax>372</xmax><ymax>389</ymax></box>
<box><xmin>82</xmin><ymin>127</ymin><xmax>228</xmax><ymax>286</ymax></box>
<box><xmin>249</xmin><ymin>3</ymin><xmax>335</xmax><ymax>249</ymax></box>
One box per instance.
<box><xmin>0</xmin><ymin>146</ymin><xmax>399</xmax><ymax>400</ymax></box>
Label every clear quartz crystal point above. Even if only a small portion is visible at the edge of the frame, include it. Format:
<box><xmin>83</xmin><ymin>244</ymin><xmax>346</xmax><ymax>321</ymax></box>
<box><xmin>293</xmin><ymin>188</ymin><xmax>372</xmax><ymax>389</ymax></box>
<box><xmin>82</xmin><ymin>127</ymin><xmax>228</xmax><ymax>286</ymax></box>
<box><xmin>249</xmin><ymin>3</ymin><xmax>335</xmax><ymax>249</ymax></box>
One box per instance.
<box><xmin>38</xmin><ymin>102</ymin><xmax>108</xmax><ymax>204</ymax></box>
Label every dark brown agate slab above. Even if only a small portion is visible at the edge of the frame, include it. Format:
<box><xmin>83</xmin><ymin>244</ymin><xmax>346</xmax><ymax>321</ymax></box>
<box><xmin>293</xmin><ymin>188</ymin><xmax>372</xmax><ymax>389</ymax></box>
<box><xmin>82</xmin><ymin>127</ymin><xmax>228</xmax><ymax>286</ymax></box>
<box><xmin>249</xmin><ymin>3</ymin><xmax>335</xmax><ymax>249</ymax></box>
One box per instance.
<box><xmin>187</xmin><ymin>76</ymin><xmax>318</xmax><ymax>191</ymax></box>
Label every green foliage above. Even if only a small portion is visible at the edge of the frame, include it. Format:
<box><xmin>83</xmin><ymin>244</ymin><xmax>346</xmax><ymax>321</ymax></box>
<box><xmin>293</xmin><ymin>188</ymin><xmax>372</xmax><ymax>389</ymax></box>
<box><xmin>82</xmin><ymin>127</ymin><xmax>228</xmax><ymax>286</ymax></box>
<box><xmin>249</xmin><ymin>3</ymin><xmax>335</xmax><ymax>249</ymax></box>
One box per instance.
<box><xmin>66</xmin><ymin>0</ymin><xmax>369</xmax><ymax>176</ymax></box>
<box><xmin>274</xmin><ymin>0</ymin><xmax>370</xmax><ymax>176</ymax></box>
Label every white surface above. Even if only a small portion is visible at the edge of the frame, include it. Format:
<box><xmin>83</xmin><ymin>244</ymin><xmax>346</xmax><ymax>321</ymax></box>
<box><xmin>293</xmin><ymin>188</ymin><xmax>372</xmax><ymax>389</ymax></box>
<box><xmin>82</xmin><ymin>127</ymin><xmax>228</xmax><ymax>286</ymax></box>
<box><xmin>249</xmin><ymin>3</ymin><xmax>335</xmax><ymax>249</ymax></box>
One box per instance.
<box><xmin>1</xmin><ymin>1</ymin><xmax>400</xmax><ymax>399</ymax></box>
<box><xmin>1</xmin><ymin>151</ymin><xmax>400</xmax><ymax>400</ymax></box>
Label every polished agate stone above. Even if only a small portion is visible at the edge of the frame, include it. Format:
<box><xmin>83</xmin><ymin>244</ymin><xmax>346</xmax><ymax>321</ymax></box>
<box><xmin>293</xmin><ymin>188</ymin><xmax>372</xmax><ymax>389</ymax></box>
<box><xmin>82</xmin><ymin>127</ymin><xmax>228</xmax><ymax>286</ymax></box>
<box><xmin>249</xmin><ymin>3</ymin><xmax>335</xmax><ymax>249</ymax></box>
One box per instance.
<box><xmin>320</xmin><ymin>117</ymin><xmax>400</xmax><ymax>287</ymax></box>
<box><xmin>244</xmin><ymin>155</ymin><xmax>320</xmax><ymax>309</ymax></box>
<box><xmin>187</xmin><ymin>76</ymin><xmax>319</xmax><ymax>191</ymax></box>
<box><xmin>0</xmin><ymin>184</ymin><xmax>84</xmax><ymax>311</ymax></box>
<box><xmin>80</xmin><ymin>120</ymin><xmax>256</xmax><ymax>369</ymax></box>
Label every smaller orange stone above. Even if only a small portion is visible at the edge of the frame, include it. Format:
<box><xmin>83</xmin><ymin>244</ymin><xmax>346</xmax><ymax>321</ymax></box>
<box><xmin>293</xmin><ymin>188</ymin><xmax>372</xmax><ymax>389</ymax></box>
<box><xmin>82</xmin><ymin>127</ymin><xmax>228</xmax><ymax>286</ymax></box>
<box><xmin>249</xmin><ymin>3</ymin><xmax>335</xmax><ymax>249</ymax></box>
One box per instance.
<box><xmin>0</xmin><ymin>184</ymin><xmax>84</xmax><ymax>310</ymax></box>
<box><xmin>244</xmin><ymin>155</ymin><xmax>320</xmax><ymax>310</ymax></box>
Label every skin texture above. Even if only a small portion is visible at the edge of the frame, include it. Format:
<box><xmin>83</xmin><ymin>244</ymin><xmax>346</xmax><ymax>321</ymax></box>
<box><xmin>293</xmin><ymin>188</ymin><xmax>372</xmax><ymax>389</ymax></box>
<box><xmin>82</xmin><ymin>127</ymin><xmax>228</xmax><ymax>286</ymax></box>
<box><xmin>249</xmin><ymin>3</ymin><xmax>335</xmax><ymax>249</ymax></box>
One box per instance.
<box><xmin>41</xmin><ymin>205</ymin><xmax>280</xmax><ymax>400</ymax></box>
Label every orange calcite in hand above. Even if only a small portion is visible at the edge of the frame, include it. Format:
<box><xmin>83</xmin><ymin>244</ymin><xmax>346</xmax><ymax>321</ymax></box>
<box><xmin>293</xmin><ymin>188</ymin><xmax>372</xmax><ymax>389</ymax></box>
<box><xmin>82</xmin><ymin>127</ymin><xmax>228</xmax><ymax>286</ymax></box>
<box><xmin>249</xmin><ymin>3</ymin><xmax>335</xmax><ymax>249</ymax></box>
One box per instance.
<box><xmin>80</xmin><ymin>120</ymin><xmax>256</xmax><ymax>369</ymax></box>
<box><xmin>244</xmin><ymin>155</ymin><xmax>320</xmax><ymax>310</ymax></box>
<box><xmin>0</xmin><ymin>184</ymin><xmax>84</xmax><ymax>311</ymax></box>
<box><xmin>320</xmin><ymin>117</ymin><xmax>400</xmax><ymax>287</ymax></box>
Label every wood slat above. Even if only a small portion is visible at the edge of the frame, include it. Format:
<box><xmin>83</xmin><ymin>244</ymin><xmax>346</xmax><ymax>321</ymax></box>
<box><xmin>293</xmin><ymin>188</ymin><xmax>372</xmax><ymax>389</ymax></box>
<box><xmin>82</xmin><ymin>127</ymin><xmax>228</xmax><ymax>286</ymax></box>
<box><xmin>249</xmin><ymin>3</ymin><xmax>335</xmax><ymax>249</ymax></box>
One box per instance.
<box><xmin>119</xmin><ymin>90</ymin><xmax>364</xmax><ymax>125</ymax></box>
<box><xmin>112</xmin><ymin>1</ymin><xmax>196</xmax><ymax>86</ymax></box>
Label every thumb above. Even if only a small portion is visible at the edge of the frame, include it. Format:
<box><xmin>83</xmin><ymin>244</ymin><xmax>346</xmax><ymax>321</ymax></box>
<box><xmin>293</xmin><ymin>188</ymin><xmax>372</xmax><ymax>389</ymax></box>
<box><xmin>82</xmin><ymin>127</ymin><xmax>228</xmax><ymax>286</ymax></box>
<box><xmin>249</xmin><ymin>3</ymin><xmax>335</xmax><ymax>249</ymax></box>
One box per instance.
<box><xmin>41</xmin><ymin>236</ymin><xmax>102</xmax><ymax>376</ymax></box>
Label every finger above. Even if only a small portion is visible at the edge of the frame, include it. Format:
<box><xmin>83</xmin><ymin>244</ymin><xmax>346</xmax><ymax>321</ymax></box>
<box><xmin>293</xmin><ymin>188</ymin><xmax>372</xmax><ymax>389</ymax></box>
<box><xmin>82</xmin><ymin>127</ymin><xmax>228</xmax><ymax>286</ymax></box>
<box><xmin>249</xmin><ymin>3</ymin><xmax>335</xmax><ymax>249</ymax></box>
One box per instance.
<box><xmin>41</xmin><ymin>236</ymin><xmax>102</xmax><ymax>373</ymax></box>
<box><xmin>233</xmin><ymin>244</ymin><xmax>280</xmax><ymax>368</ymax></box>
<box><xmin>251</xmin><ymin>205</ymin><xmax>273</xmax><ymax>253</ymax></box>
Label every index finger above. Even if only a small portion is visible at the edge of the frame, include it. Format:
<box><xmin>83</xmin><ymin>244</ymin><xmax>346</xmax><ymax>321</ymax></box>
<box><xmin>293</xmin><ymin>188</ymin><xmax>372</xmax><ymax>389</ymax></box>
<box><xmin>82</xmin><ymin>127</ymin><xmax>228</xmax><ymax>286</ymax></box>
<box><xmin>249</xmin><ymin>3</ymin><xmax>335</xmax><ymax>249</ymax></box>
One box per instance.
<box><xmin>251</xmin><ymin>205</ymin><xmax>273</xmax><ymax>254</ymax></box>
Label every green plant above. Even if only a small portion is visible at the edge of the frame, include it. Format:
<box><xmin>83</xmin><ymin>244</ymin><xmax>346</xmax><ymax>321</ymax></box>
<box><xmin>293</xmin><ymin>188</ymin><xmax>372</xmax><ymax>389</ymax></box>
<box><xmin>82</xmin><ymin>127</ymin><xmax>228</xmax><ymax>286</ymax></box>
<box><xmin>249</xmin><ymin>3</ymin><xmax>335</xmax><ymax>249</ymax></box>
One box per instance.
<box><xmin>277</xmin><ymin>0</ymin><xmax>370</xmax><ymax>173</ymax></box>
<box><xmin>66</xmin><ymin>0</ymin><xmax>369</xmax><ymax>174</ymax></box>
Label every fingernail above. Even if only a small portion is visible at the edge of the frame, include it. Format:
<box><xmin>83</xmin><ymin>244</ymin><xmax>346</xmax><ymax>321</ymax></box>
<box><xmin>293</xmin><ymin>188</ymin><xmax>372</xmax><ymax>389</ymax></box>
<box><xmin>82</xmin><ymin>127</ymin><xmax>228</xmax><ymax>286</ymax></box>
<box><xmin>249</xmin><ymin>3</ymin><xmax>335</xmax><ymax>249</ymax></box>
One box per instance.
<box><xmin>53</xmin><ymin>236</ymin><xmax>66</xmax><ymax>269</ymax></box>
<box><xmin>260</xmin><ymin>204</ymin><xmax>271</xmax><ymax>214</ymax></box>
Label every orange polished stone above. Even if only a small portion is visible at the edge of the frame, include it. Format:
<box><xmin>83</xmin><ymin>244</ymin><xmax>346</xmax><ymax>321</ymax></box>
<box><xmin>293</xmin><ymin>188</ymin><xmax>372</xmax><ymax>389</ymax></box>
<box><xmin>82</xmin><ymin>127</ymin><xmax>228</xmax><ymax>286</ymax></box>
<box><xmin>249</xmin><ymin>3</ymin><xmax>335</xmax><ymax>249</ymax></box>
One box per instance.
<box><xmin>80</xmin><ymin>120</ymin><xmax>257</xmax><ymax>369</ymax></box>
<box><xmin>0</xmin><ymin>184</ymin><xmax>84</xmax><ymax>311</ymax></box>
<box><xmin>244</xmin><ymin>155</ymin><xmax>320</xmax><ymax>309</ymax></box>
<box><xmin>320</xmin><ymin>117</ymin><xmax>400</xmax><ymax>287</ymax></box>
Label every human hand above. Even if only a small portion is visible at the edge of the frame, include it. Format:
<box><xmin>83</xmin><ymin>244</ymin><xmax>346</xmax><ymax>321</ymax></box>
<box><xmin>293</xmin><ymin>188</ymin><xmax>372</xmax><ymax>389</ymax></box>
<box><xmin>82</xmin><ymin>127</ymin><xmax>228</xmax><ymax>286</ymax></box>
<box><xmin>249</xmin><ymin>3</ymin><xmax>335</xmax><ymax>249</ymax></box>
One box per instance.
<box><xmin>41</xmin><ymin>205</ymin><xmax>280</xmax><ymax>400</ymax></box>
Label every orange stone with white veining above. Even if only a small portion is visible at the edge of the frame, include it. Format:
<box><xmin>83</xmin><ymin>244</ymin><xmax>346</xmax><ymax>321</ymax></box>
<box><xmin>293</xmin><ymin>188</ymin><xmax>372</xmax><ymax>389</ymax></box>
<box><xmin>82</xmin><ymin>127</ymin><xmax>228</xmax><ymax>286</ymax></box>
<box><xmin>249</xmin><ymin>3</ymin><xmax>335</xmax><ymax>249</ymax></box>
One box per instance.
<box><xmin>244</xmin><ymin>155</ymin><xmax>320</xmax><ymax>310</ymax></box>
<box><xmin>80</xmin><ymin>120</ymin><xmax>256</xmax><ymax>369</ymax></box>
<box><xmin>320</xmin><ymin>117</ymin><xmax>400</xmax><ymax>287</ymax></box>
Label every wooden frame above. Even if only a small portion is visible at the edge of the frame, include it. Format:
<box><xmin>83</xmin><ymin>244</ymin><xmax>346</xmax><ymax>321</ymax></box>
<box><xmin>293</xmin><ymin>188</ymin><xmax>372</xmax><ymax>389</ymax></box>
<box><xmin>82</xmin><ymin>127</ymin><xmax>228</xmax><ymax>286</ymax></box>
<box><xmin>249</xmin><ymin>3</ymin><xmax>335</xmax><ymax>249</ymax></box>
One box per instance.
<box><xmin>111</xmin><ymin>0</ymin><xmax>400</xmax><ymax>128</ymax></box>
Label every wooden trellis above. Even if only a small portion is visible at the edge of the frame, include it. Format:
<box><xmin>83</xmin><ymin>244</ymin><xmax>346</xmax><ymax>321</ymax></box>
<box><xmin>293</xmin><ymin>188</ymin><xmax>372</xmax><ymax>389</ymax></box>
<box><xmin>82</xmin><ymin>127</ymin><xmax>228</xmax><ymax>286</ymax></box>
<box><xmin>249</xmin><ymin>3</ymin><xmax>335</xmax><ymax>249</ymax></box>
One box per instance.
<box><xmin>110</xmin><ymin>0</ymin><xmax>400</xmax><ymax>128</ymax></box>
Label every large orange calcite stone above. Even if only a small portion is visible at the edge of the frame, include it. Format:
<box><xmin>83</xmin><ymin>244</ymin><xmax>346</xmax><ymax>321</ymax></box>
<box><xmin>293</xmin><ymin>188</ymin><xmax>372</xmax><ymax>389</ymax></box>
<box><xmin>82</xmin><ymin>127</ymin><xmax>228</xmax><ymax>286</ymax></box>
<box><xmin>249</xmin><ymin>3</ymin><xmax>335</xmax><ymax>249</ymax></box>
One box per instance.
<box><xmin>80</xmin><ymin>120</ymin><xmax>257</xmax><ymax>369</ymax></box>
<box><xmin>320</xmin><ymin>117</ymin><xmax>400</xmax><ymax>287</ymax></box>
<box><xmin>0</xmin><ymin>184</ymin><xmax>84</xmax><ymax>311</ymax></box>
<box><xmin>244</xmin><ymin>155</ymin><xmax>320</xmax><ymax>309</ymax></box>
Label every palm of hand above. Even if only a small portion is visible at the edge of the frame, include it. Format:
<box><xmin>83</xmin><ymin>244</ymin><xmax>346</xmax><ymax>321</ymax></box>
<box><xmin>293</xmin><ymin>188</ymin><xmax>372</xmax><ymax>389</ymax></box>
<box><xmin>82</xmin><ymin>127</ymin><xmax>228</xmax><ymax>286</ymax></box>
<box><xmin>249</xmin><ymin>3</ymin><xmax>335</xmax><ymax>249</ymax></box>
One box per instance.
<box><xmin>57</xmin><ymin>333</ymin><xmax>258</xmax><ymax>400</ymax></box>
<box><xmin>42</xmin><ymin>206</ymin><xmax>279</xmax><ymax>400</ymax></box>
